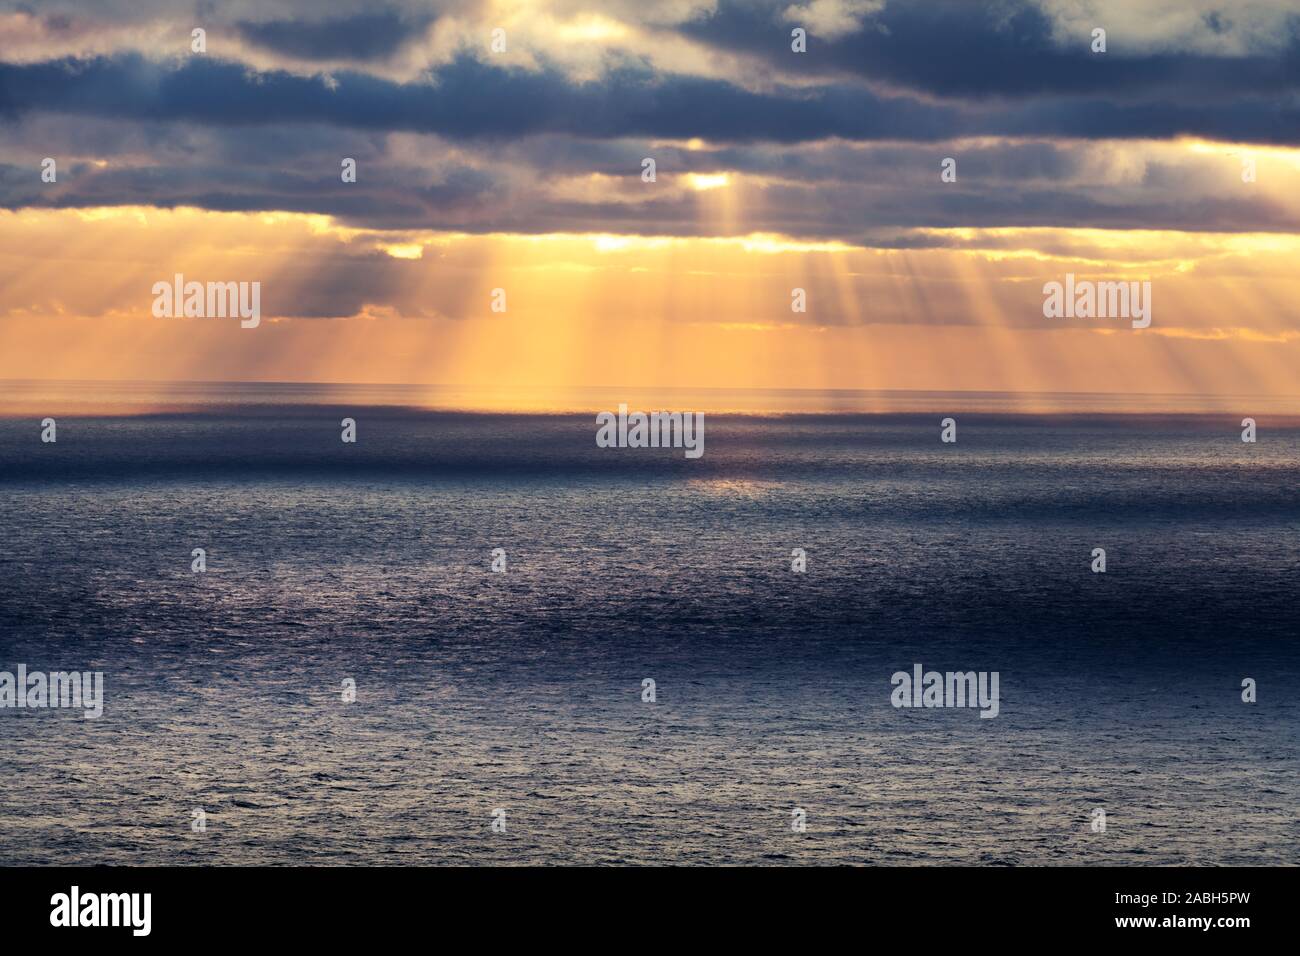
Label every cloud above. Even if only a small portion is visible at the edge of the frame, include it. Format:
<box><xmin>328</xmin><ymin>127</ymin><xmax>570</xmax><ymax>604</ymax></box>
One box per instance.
<box><xmin>0</xmin><ymin>51</ymin><xmax>977</xmax><ymax>145</ymax></box>
<box><xmin>2</xmin><ymin>3</ymin><xmax>1299</xmax><ymax>242</ymax></box>
<box><xmin>233</xmin><ymin>10</ymin><xmax>434</xmax><ymax>61</ymax></box>
<box><xmin>681</xmin><ymin>0</ymin><xmax>1300</xmax><ymax>101</ymax></box>
<box><xmin>781</xmin><ymin>1</ymin><xmax>885</xmax><ymax>39</ymax></box>
<box><xmin>4</xmin><ymin>112</ymin><xmax>1300</xmax><ymax>239</ymax></box>
<box><xmin>5</xmin><ymin>49</ymin><xmax>1300</xmax><ymax>148</ymax></box>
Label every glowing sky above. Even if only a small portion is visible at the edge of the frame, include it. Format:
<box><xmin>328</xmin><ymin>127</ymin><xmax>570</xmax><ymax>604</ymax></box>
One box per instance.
<box><xmin>1</xmin><ymin>1</ymin><xmax>1298</xmax><ymax>407</ymax></box>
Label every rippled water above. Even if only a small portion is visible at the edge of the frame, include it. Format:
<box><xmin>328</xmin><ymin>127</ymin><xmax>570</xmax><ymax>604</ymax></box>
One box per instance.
<box><xmin>1</xmin><ymin>401</ymin><xmax>1297</xmax><ymax>864</ymax></box>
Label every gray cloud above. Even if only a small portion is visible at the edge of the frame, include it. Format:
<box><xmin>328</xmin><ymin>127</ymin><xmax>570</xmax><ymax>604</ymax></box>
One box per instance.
<box><xmin>3</xmin><ymin>3</ymin><xmax>1298</xmax><ymax>239</ymax></box>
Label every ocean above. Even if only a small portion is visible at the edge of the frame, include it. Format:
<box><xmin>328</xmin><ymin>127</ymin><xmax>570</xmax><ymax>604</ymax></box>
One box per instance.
<box><xmin>1</xmin><ymin>383</ymin><xmax>1297</xmax><ymax>865</ymax></box>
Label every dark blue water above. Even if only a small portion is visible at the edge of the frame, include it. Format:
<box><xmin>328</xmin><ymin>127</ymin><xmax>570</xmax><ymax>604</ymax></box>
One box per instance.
<box><xmin>1</xmin><ymin>404</ymin><xmax>1297</xmax><ymax>864</ymax></box>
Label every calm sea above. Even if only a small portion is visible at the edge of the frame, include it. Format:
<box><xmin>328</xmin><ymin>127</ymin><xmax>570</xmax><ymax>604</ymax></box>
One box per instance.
<box><xmin>1</xmin><ymin>382</ymin><xmax>1297</xmax><ymax>864</ymax></box>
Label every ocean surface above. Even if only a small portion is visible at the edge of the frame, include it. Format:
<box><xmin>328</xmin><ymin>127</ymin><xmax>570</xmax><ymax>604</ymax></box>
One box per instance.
<box><xmin>1</xmin><ymin>383</ymin><xmax>1297</xmax><ymax>865</ymax></box>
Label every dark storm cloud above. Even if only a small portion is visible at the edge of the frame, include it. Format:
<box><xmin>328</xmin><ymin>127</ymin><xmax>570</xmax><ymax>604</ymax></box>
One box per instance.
<box><xmin>3</xmin><ymin>51</ymin><xmax>1300</xmax><ymax>147</ymax></box>
<box><xmin>0</xmin><ymin>53</ymin><xmax>964</xmax><ymax>142</ymax></box>
<box><xmin>0</xmin><ymin>154</ymin><xmax>500</xmax><ymax>229</ymax></box>
<box><xmin>5</xmin><ymin>133</ymin><xmax>1296</xmax><ymax>239</ymax></box>
<box><xmin>2</xmin><ymin>2</ymin><xmax>1298</xmax><ymax>238</ymax></box>
<box><xmin>680</xmin><ymin>0</ymin><xmax>1300</xmax><ymax>102</ymax></box>
<box><xmin>496</xmin><ymin>137</ymin><xmax>1084</xmax><ymax>185</ymax></box>
<box><xmin>233</xmin><ymin>10</ymin><xmax>432</xmax><ymax>61</ymax></box>
<box><xmin>259</xmin><ymin>252</ymin><xmax>428</xmax><ymax>319</ymax></box>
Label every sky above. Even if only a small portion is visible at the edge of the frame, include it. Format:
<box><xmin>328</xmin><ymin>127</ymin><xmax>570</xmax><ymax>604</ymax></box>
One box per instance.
<box><xmin>1</xmin><ymin>0</ymin><xmax>1298</xmax><ymax>407</ymax></box>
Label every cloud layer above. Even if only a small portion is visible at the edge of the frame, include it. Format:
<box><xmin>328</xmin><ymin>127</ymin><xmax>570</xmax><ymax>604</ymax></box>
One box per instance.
<box><xmin>0</xmin><ymin>1</ymin><xmax>1298</xmax><ymax>238</ymax></box>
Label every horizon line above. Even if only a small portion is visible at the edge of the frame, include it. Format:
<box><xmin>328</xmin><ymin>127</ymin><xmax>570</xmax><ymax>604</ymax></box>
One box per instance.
<box><xmin>3</xmin><ymin>377</ymin><xmax>1297</xmax><ymax>403</ymax></box>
